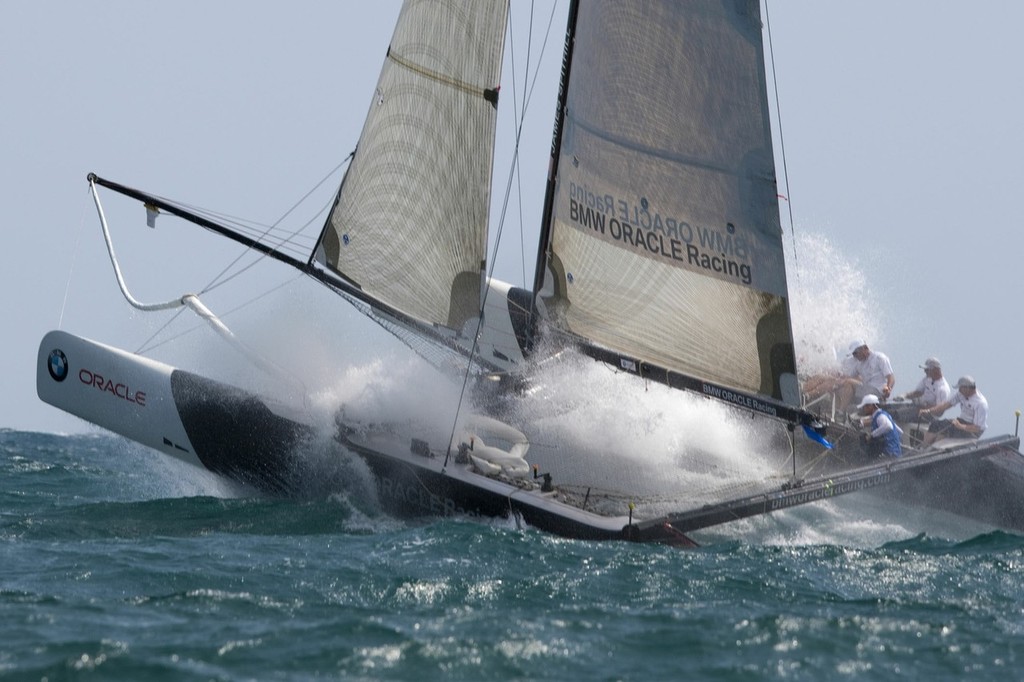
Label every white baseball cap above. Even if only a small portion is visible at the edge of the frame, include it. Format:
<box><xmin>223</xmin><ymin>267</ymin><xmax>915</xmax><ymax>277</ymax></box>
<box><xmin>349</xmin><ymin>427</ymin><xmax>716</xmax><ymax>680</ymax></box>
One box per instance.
<box><xmin>858</xmin><ymin>394</ymin><xmax>880</xmax><ymax>408</ymax></box>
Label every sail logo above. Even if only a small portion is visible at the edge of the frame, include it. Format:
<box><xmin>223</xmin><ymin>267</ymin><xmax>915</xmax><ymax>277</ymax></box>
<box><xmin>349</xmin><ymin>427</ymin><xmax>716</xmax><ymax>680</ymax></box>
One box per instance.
<box><xmin>565</xmin><ymin>185</ymin><xmax>753</xmax><ymax>286</ymax></box>
<box><xmin>702</xmin><ymin>384</ymin><xmax>778</xmax><ymax>417</ymax></box>
<box><xmin>77</xmin><ymin>367</ymin><xmax>147</xmax><ymax>407</ymax></box>
<box><xmin>48</xmin><ymin>349</ymin><xmax>69</xmax><ymax>382</ymax></box>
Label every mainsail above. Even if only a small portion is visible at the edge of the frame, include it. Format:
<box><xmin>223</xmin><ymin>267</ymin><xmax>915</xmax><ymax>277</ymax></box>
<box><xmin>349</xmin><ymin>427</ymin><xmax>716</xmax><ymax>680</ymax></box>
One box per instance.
<box><xmin>315</xmin><ymin>1</ymin><xmax>508</xmax><ymax>333</ymax></box>
<box><xmin>535</xmin><ymin>0</ymin><xmax>799</xmax><ymax>408</ymax></box>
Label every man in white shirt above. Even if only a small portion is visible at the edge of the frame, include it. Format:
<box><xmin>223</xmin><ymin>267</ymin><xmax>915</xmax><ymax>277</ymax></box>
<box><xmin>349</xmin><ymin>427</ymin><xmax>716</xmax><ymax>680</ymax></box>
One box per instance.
<box><xmin>890</xmin><ymin>357</ymin><xmax>951</xmax><ymax>423</ymax></box>
<box><xmin>837</xmin><ymin>340</ymin><xmax>895</xmax><ymax>410</ymax></box>
<box><xmin>920</xmin><ymin>375</ymin><xmax>989</xmax><ymax>446</ymax></box>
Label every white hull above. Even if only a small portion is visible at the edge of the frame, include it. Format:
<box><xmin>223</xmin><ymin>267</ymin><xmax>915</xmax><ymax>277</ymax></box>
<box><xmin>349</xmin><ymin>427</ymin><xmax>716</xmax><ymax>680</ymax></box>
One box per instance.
<box><xmin>37</xmin><ymin>330</ymin><xmax>202</xmax><ymax>469</ymax></box>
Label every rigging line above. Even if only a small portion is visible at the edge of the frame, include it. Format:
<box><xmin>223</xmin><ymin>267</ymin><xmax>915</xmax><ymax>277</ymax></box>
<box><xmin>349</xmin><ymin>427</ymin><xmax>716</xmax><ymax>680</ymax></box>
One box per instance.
<box><xmin>441</xmin><ymin>186</ymin><xmax>521</xmax><ymax>463</ymax></box>
<box><xmin>764</xmin><ymin>0</ymin><xmax>800</xmax><ymax>283</ymax></box>
<box><xmin>487</xmin><ymin>2</ymin><xmax>560</xmax><ymax>287</ymax></box>
<box><xmin>198</xmin><ymin>194</ymin><xmax>335</xmax><ymax>296</ymax></box>
<box><xmin>142</xmin><ymin>192</ymin><xmax>285</xmax><ymax>237</ymax></box>
<box><xmin>516</xmin><ymin>149</ymin><xmax>527</xmax><ymax>288</ymax></box>
<box><xmin>171</xmin><ymin>211</ymin><xmax>316</xmax><ymax>250</ymax></box>
<box><xmin>445</xmin><ymin>4</ymin><xmax>554</xmax><ymax>467</ymax></box>
<box><xmin>137</xmin><ymin>158</ymin><xmax>342</xmax><ymax>293</ymax></box>
<box><xmin>195</xmin><ymin>155</ymin><xmax>350</xmax><ymax>297</ymax></box>
<box><xmin>134</xmin><ymin>156</ymin><xmax>348</xmax><ymax>354</ymax></box>
<box><xmin>136</xmin><ymin>272</ymin><xmax>308</xmax><ymax>356</ymax></box>
<box><xmin>162</xmin><ymin>202</ymin><xmax>273</xmax><ymax>233</ymax></box>
<box><xmin>522</xmin><ymin>2</ymin><xmax>534</xmax><ymax>122</ymax></box>
<box><xmin>775</xmin><ymin>431</ymin><xmax>834</xmax><ymax>481</ymax></box>
<box><xmin>515</xmin><ymin>1</ymin><xmax>535</xmax><ymax>287</ymax></box>
<box><xmin>523</xmin><ymin>1</ymin><xmax>559</xmax><ymax>116</ymax></box>
<box><xmin>517</xmin><ymin>1</ymin><xmax>559</xmax><ymax>287</ymax></box>
<box><xmin>443</xmin><ymin>373</ymin><xmax>473</xmax><ymax>470</ymax></box>
<box><xmin>798</xmin><ymin>447</ymin><xmax>836</xmax><ymax>479</ymax></box>
<box><xmin>191</xmin><ymin>215</ymin><xmax>318</xmax><ymax>244</ymax></box>
<box><xmin>167</xmin><ymin>209</ymin><xmax>314</xmax><ymax>248</ymax></box>
<box><xmin>134</xmin><ymin>308</ymin><xmax>187</xmax><ymax>355</ymax></box>
<box><xmin>59</xmin><ymin>191</ymin><xmax>90</xmax><ymax>329</ymax></box>
<box><xmin>443</xmin><ymin>223</ymin><xmax>518</xmax><ymax>468</ymax></box>
<box><xmin>507</xmin><ymin>0</ymin><xmax>528</xmax><ymax>287</ymax></box>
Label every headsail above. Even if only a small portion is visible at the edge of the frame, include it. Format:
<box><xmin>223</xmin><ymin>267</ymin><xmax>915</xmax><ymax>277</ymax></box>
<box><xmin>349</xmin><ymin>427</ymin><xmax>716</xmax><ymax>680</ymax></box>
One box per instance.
<box><xmin>315</xmin><ymin>0</ymin><xmax>508</xmax><ymax>333</ymax></box>
<box><xmin>535</xmin><ymin>0</ymin><xmax>799</xmax><ymax>407</ymax></box>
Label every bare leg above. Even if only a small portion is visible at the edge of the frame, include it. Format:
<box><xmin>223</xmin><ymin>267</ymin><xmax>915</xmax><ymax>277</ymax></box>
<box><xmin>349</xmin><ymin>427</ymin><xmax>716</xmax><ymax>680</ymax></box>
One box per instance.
<box><xmin>836</xmin><ymin>378</ymin><xmax>859</xmax><ymax>412</ymax></box>
<box><xmin>803</xmin><ymin>374</ymin><xmax>837</xmax><ymax>400</ymax></box>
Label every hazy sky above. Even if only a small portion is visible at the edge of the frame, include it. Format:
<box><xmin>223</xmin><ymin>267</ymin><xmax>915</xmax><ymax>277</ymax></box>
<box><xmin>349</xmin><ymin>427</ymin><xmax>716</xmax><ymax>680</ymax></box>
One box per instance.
<box><xmin>4</xmin><ymin>2</ymin><xmax>1023</xmax><ymax>437</ymax></box>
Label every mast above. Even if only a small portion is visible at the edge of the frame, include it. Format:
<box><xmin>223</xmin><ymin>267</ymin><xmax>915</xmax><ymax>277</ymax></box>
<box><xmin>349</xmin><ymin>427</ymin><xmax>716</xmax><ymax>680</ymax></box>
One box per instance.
<box><xmin>531</xmin><ymin>0</ymin><xmax>580</xmax><ymax>300</ymax></box>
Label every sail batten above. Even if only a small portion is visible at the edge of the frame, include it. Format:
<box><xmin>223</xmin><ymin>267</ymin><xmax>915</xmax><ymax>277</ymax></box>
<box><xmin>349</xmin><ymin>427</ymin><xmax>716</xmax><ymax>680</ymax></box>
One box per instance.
<box><xmin>568</xmin><ymin>114</ymin><xmax>752</xmax><ymax>179</ymax></box>
<box><xmin>316</xmin><ymin>0</ymin><xmax>508</xmax><ymax>333</ymax></box>
<box><xmin>387</xmin><ymin>49</ymin><xmax>500</xmax><ymax>104</ymax></box>
<box><xmin>536</xmin><ymin>0</ymin><xmax>798</xmax><ymax>407</ymax></box>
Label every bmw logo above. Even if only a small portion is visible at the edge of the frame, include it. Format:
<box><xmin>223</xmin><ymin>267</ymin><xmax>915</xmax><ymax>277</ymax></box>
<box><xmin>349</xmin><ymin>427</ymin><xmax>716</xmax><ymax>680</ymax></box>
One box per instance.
<box><xmin>48</xmin><ymin>349</ymin><xmax>69</xmax><ymax>382</ymax></box>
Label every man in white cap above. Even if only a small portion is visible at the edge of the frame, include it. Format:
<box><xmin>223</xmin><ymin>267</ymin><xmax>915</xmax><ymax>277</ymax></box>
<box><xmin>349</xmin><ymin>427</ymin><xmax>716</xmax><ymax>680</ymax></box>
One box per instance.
<box><xmin>890</xmin><ymin>357</ymin><xmax>952</xmax><ymax>423</ymax></box>
<box><xmin>857</xmin><ymin>394</ymin><xmax>902</xmax><ymax>457</ymax></box>
<box><xmin>836</xmin><ymin>340</ymin><xmax>895</xmax><ymax>410</ymax></box>
<box><xmin>920</xmin><ymin>376</ymin><xmax>989</xmax><ymax>446</ymax></box>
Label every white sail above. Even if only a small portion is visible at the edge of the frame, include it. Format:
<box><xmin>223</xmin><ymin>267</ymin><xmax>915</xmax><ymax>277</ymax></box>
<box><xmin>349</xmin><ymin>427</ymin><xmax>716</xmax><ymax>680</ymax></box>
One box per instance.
<box><xmin>316</xmin><ymin>0</ymin><xmax>508</xmax><ymax>332</ymax></box>
<box><xmin>537</xmin><ymin>0</ymin><xmax>798</xmax><ymax>405</ymax></box>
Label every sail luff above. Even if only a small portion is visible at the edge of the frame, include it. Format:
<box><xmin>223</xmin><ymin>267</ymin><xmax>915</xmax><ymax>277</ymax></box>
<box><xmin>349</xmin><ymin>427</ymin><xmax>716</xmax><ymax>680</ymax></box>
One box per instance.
<box><xmin>316</xmin><ymin>0</ymin><xmax>509</xmax><ymax>334</ymax></box>
<box><xmin>534</xmin><ymin>0</ymin><xmax>799</xmax><ymax>409</ymax></box>
<box><xmin>531</xmin><ymin>0</ymin><xmax>580</xmax><ymax>301</ymax></box>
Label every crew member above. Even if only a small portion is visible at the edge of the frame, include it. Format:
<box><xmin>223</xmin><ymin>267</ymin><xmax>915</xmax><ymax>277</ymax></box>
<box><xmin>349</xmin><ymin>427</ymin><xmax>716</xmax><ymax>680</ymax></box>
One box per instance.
<box><xmin>890</xmin><ymin>356</ymin><xmax>951</xmax><ymax>423</ymax></box>
<box><xmin>837</xmin><ymin>340</ymin><xmax>895</xmax><ymax>410</ymax></box>
<box><xmin>857</xmin><ymin>394</ymin><xmax>902</xmax><ymax>458</ymax></box>
<box><xmin>920</xmin><ymin>376</ymin><xmax>988</xmax><ymax>446</ymax></box>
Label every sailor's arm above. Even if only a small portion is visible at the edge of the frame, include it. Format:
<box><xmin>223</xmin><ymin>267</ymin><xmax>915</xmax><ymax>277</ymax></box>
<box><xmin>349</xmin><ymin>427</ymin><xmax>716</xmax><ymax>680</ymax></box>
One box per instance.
<box><xmin>952</xmin><ymin>419</ymin><xmax>983</xmax><ymax>435</ymax></box>
<box><xmin>921</xmin><ymin>399</ymin><xmax>952</xmax><ymax>418</ymax></box>
<box><xmin>954</xmin><ymin>401</ymin><xmax>987</xmax><ymax>436</ymax></box>
<box><xmin>881</xmin><ymin>373</ymin><xmax>895</xmax><ymax>398</ymax></box>
<box><xmin>869</xmin><ymin>413</ymin><xmax>894</xmax><ymax>439</ymax></box>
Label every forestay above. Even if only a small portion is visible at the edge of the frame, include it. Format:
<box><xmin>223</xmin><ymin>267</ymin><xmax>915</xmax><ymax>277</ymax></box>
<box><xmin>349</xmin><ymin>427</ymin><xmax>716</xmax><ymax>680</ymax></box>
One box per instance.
<box><xmin>536</xmin><ymin>0</ymin><xmax>798</xmax><ymax>406</ymax></box>
<box><xmin>315</xmin><ymin>1</ymin><xmax>508</xmax><ymax>332</ymax></box>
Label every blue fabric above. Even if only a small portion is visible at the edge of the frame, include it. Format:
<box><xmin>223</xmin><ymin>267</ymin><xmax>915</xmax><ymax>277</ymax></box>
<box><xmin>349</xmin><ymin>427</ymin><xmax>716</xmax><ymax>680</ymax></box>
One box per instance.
<box><xmin>872</xmin><ymin>408</ymin><xmax>902</xmax><ymax>456</ymax></box>
<box><xmin>802</xmin><ymin>424</ymin><xmax>833</xmax><ymax>449</ymax></box>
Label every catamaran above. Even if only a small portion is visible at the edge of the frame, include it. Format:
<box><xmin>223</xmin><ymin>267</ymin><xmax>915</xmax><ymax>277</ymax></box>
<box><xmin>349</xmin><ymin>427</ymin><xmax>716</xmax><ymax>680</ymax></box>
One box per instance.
<box><xmin>37</xmin><ymin>0</ymin><xmax>1024</xmax><ymax>545</ymax></box>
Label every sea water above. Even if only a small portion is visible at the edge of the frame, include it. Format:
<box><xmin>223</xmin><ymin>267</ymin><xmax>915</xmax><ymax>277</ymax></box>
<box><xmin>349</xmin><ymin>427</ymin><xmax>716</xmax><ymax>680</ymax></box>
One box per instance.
<box><xmin>3</xmin><ymin>428</ymin><xmax>1023</xmax><ymax>681</ymax></box>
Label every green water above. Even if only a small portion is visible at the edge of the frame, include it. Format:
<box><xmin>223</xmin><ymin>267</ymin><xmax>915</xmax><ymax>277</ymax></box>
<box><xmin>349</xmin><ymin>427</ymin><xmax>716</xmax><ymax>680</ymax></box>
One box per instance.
<box><xmin>2</xmin><ymin>430</ymin><xmax>1022</xmax><ymax>680</ymax></box>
